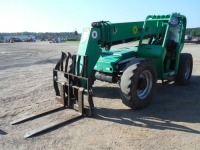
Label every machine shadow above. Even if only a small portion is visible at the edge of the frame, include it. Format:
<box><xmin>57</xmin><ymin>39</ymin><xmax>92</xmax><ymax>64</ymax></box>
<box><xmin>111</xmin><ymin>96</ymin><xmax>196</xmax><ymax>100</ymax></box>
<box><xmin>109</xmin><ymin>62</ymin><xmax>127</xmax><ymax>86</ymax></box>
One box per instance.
<box><xmin>0</xmin><ymin>129</ymin><xmax>7</xmax><ymax>136</ymax></box>
<box><xmin>92</xmin><ymin>75</ymin><xmax>200</xmax><ymax>134</ymax></box>
<box><xmin>93</xmin><ymin>86</ymin><xmax>120</xmax><ymax>99</ymax></box>
<box><xmin>0</xmin><ymin>58</ymin><xmax>58</xmax><ymax>71</ymax></box>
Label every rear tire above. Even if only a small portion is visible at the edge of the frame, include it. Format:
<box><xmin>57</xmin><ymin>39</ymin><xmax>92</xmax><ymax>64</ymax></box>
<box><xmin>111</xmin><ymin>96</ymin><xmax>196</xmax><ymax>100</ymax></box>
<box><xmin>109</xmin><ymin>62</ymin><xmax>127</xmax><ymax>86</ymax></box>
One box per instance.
<box><xmin>175</xmin><ymin>53</ymin><xmax>193</xmax><ymax>85</ymax></box>
<box><xmin>120</xmin><ymin>59</ymin><xmax>157</xmax><ymax>109</ymax></box>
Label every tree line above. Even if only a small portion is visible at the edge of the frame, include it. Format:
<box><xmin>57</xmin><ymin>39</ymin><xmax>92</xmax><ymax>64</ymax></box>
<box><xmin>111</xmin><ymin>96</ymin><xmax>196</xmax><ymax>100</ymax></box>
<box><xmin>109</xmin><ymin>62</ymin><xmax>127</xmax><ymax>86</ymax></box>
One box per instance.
<box><xmin>186</xmin><ymin>28</ymin><xmax>200</xmax><ymax>37</ymax></box>
<box><xmin>0</xmin><ymin>31</ymin><xmax>80</xmax><ymax>41</ymax></box>
<box><xmin>0</xmin><ymin>28</ymin><xmax>200</xmax><ymax>41</ymax></box>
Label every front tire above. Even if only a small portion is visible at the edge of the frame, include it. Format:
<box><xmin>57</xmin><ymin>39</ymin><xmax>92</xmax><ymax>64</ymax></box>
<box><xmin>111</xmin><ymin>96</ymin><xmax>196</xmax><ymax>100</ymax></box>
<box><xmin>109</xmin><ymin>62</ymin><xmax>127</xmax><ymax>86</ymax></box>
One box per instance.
<box><xmin>120</xmin><ymin>59</ymin><xmax>157</xmax><ymax>109</ymax></box>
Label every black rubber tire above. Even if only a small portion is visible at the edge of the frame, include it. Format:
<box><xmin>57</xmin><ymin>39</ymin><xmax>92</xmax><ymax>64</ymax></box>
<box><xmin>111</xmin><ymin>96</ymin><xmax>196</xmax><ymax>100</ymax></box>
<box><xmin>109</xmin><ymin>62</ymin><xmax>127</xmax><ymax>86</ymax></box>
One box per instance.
<box><xmin>120</xmin><ymin>59</ymin><xmax>157</xmax><ymax>109</ymax></box>
<box><xmin>175</xmin><ymin>53</ymin><xmax>193</xmax><ymax>85</ymax></box>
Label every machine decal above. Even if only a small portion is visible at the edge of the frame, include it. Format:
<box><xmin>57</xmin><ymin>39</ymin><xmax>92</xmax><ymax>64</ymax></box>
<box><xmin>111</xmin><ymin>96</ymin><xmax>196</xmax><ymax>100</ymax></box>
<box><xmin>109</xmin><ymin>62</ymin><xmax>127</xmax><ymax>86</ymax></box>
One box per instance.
<box><xmin>81</xmin><ymin>28</ymin><xmax>90</xmax><ymax>43</ymax></box>
<box><xmin>133</xmin><ymin>26</ymin><xmax>138</xmax><ymax>34</ymax></box>
<box><xmin>92</xmin><ymin>30</ymin><xmax>98</xmax><ymax>39</ymax></box>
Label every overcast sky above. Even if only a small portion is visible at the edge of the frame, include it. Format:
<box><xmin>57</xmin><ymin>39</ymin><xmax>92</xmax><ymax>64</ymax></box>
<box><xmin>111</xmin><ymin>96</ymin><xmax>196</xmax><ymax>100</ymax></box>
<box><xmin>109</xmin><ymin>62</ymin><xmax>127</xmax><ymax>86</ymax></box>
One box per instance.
<box><xmin>0</xmin><ymin>0</ymin><xmax>199</xmax><ymax>33</ymax></box>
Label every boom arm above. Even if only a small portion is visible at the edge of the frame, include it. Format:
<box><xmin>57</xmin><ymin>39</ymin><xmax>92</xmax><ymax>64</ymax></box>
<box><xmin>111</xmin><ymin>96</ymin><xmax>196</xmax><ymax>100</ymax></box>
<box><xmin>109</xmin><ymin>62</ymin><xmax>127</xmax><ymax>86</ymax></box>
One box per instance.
<box><xmin>78</xmin><ymin>21</ymin><xmax>143</xmax><ymax>78</ymax></box>
<box><xmin>77</xmin><ymin>20</ymin><xmax>159</xmax><ymax>79</ymax></box>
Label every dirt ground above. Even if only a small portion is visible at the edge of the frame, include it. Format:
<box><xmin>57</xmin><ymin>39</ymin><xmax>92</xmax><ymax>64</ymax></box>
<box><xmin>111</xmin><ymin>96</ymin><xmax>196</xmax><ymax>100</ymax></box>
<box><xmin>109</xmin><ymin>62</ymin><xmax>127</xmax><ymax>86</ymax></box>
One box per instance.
<box><xmin>0</xmin><ymin>42</ymin><xmax>200</xmax><ymax>150</ymax></box>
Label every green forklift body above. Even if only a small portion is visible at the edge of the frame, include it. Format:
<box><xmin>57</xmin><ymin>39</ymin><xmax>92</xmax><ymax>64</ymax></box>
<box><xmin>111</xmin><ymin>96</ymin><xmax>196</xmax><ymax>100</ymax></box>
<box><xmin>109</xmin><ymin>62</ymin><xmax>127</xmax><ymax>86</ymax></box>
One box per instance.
<box><xmin>75</xmin><ymin>13</ymin><xmax>187</xmax><ymax>85</ymax></box>
<box><xmin>92</xmin><ymin>13</ymin><xmax>186</xmax><ymax>80</ymax></box>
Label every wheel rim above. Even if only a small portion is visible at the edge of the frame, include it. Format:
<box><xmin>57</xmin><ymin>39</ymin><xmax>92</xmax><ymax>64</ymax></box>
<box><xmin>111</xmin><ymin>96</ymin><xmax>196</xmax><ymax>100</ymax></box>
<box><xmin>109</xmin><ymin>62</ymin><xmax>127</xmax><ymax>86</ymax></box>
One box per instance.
<box><xmin>185</xmin><ymin>60</ymin><xmax>191</xmax><ymax>79</ymax></box>
<box><xmin>137</xmin><ymin>70</ymin><xmax>153</xmax><ymax>99</ymax></box>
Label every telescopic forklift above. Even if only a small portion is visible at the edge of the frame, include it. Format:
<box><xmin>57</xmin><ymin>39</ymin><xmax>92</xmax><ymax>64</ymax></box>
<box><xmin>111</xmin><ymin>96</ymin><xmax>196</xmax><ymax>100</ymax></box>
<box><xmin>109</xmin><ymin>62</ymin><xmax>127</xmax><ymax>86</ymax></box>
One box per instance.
<box><xmin>11</xmin><ymin>13</ymin><xmax>193</xmax><ymax>138</ymax></box>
